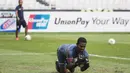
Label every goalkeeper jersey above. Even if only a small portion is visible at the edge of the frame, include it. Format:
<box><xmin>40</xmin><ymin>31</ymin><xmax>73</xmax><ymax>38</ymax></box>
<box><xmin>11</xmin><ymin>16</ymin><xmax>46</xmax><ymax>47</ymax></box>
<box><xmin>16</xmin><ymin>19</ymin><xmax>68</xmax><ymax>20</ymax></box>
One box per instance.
<box><xmin>57</xmin><ymin>44</ymin><xmax>89</xmax><ymax>59</ymax></box>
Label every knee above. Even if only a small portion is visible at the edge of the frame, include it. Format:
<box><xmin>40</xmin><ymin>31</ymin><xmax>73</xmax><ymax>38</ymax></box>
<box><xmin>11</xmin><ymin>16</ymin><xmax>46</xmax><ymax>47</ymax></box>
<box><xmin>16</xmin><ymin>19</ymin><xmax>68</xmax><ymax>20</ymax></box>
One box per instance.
<box><xmin>16</xmin><ymin>26</ymin><xmax>20</xmax><ymax>31</ymax></box>
<box><xmin>59</xmin><ymin>63</ymin><xmax>66</xmax><ymax>73</ymax></box>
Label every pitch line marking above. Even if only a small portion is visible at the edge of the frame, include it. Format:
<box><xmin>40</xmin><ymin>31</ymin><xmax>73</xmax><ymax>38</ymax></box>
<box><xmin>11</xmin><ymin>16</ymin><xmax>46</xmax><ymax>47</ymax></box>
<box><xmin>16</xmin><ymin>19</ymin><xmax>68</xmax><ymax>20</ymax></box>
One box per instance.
<box><xmin>0</xmin><ymin>52</ymin><xmax>130</xmax><ymax>60</ymax></box>
<box><xmin>89</xmin><ymin>54</ymin><xmax>130</xmax><ymax>60</ymax></box>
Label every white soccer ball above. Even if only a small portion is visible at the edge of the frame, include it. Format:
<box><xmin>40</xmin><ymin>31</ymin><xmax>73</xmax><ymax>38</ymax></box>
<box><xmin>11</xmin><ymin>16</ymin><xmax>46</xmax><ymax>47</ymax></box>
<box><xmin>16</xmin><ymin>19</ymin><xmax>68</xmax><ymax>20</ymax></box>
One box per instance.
<box><xmin>25</xmin><ymin>35</ymin><xmax>31</xmax><ymax>40</ymax></box>
<box><xmin>108</xmin><ymin>38</ymin><xmax>116</xmax><ymax>45</ymax></box>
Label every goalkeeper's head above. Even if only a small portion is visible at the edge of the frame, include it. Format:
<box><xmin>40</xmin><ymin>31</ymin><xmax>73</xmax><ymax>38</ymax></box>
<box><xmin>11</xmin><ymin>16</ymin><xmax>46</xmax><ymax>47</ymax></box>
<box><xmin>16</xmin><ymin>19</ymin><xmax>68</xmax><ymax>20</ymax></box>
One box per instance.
<box><xmin>76</xmin><ymin>37</ymin><xmax>87</xmax><ymax>51</ymax></box>
<box><xmin>18</xmin><ymin>0</ymin><xmax>23</xmax><ymax>6</ymax></box>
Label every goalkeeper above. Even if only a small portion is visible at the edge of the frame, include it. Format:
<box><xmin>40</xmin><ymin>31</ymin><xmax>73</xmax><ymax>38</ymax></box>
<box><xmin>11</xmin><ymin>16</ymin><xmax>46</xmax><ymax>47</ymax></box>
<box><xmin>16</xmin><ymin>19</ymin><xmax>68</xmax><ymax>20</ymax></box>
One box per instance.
<box><xmin>55</xmin><ymin>37</ymin><xmax>90</xmax><ymax>73</ymax></box>
<box><xmin>15</xmin><ymin>0</ymin><xmax>28</xmax><ymax>40</ymax></box>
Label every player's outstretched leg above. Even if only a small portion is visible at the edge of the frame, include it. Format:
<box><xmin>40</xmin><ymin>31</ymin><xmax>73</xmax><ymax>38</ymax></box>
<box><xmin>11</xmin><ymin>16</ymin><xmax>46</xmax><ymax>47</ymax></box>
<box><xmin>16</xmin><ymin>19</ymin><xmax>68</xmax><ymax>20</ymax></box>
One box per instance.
<box><xmin>15</xmin><ymin>29</ymin><xmax>19</xmax><ymax>40</ymax></box>
<box><xmin>22</xmin><ymin>20</ymin><xmax>28</xmax><ymax>36</ymax></box>
<box><xmin>16</xmin><ymin>22</ymin><xmax>21</xmax><ymax>40</ymax></box>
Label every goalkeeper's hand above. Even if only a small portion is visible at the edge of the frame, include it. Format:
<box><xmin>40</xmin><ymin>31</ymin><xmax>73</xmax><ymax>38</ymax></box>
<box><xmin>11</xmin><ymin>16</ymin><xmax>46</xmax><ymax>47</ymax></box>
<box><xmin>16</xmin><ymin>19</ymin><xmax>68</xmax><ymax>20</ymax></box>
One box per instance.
<box><xmin>75</xmin><ymin>56</ymin><xmax>89</xmax><ymax>67</ymax></box>
<box><xmin>16</xmin><ymin>16</ymin><xmax>20</xmax><ymax>21</ymax></box>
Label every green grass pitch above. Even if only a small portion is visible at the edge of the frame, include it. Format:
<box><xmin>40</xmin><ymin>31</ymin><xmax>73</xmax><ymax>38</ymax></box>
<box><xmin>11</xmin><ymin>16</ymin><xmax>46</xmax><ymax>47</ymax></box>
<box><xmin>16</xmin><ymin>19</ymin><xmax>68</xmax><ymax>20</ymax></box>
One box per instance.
<box><xmin>0</xmin><ymin>33</ymin><xmax>130</xmax><ymax>73</ymax></box>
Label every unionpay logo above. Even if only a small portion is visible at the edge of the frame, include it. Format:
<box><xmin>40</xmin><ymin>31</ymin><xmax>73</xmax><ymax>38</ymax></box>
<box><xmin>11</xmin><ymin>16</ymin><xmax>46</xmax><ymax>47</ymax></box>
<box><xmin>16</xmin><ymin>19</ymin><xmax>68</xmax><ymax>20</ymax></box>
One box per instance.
<box><xmin>0</xmin><ymin>19</ymin><xmax>15</xmax><ymax>29</ymax></box>
<box><xmin>28</xmin><ymin>14</ymin><xmax>50</xmax><ymax>29</ymax></box>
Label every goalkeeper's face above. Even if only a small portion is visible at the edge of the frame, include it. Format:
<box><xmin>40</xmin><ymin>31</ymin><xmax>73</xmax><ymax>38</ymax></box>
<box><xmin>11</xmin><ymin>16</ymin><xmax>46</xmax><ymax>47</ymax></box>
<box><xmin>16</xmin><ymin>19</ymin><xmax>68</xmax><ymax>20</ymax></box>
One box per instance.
<box><xmin>77</xmin><ymin>42</ymin><xmax>86</xmax><ymax>51</ymax></box>
<box><xmin>19</xmin><ymin>0</ymin><xmax>23</xmax><ymax>6</ymax></box>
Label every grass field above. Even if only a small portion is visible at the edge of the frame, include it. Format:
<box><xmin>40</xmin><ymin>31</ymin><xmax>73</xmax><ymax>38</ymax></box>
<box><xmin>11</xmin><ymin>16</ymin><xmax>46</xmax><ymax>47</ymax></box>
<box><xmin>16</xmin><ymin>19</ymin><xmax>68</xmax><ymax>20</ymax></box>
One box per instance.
<box><xmin>0</xmin><ymin>33</ymin><xmax>130</xmax><ymax>73</ymax></box>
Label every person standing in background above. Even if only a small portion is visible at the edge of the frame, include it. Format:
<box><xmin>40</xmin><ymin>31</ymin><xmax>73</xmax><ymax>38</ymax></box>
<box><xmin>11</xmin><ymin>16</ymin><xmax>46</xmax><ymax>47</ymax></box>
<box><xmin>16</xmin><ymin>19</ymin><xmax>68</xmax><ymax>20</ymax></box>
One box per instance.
<box><xmin>15</xmin><ymin>0</ymin><xmax>28</xmax><ymax>40</ymax></box>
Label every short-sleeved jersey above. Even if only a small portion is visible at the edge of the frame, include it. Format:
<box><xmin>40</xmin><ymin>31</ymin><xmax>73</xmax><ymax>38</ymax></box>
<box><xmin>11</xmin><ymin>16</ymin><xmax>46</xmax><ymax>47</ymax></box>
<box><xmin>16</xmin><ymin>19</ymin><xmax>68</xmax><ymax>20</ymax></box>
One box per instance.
<box><xmin>15</xmin><ymin>5</ymin><xmax>24</xmax><ymax>20</ymax></box>
<box><xmin>58</xmin><ymin>44</ymin><xmax>89</xmax><ymax>58</ymax></box>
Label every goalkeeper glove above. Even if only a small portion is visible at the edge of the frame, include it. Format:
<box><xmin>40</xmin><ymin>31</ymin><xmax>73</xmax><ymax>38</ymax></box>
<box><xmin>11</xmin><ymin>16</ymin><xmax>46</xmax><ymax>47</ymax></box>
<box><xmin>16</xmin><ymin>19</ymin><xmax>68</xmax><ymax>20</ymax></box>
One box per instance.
<box><xmin>16</xmin><ymin>16</ymin><xmax>20</xmax><ymax>21</ymax></box>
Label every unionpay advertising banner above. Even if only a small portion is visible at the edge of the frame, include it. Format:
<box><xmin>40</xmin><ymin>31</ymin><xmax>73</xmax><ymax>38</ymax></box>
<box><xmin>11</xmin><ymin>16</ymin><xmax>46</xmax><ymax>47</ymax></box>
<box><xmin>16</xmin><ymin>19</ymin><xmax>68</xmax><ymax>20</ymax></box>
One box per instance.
<box><xmin>0</xmin><ymin>11</ymin><xmax>16</xmax><ymax>32</ymax></box>
<box><xmin>22</xmin><ymin>12</ymin><xmax>130</xmax><ymax>32</ymax></box>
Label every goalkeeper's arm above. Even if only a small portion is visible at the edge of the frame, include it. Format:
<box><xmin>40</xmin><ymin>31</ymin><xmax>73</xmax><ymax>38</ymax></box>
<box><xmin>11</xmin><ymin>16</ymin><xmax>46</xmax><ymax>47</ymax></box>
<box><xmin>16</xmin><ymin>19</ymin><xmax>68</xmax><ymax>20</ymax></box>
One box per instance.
<box><xmin>75</xmin><ymin>56</ymin><xmax>89</xmax><ymax>72</ymax></box>
<box><xmin>15</xmin><ymin>10</ymin><xmax>20</xmax><ymax>21</ymax></box>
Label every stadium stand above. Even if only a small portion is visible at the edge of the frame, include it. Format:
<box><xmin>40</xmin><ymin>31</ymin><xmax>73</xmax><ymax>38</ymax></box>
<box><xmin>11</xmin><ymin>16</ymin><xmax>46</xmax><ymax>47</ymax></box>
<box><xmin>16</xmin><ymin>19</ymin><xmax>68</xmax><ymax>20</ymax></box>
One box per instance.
<box><xmin>0</xmin><ymin>0</ymin><xmax>129</xmax><ymax>10</ymax></box>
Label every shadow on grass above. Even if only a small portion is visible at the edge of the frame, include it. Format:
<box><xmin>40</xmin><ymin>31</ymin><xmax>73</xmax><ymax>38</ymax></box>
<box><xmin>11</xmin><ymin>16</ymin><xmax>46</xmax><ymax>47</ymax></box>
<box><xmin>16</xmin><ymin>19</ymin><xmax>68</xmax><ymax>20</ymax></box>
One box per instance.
<box><xmin>39</xmin><ymin>71</ymin><xmax>59</xmax><ymax>73</ymax></box>
<box><xmin>50</xmin><ymin>72</ymin><xmax>59</xmax><ymax>73</ymax></box>
<box><xmin>39</xmin><ymin>71</ymin><xmax>78</xmax><ymax>73</ymax></box>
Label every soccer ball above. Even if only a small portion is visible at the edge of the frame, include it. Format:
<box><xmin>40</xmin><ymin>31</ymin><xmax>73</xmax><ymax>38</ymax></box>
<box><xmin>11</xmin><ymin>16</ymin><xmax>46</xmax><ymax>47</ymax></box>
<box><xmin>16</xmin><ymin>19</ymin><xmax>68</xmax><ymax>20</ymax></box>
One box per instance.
<box><xmin>25</xmin><ymin>35</ymin><xmax>31</xmax><ymax>40</ymax></box>
<box><xmin>108</xmin><ymin>38</ymin><xmax>116</xmax><ymax>45</ymax></box>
